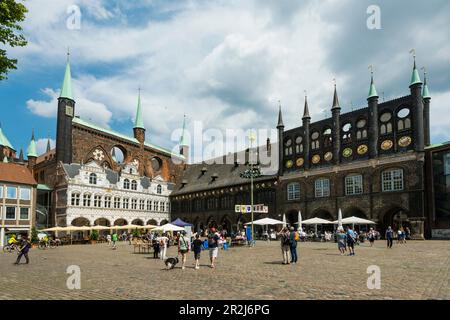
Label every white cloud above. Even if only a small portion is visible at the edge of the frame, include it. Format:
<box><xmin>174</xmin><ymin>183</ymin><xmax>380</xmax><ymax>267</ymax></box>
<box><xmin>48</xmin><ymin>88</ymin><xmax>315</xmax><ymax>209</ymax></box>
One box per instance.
<box><xmin>17</xmin><ymin>0</ymin><xmax>450</xmax><ymax>156</ymax></box>
<box><xmin>36</xmin><ymin>138</ymin><xmax>55</xmax><ymax>155</ymax></box>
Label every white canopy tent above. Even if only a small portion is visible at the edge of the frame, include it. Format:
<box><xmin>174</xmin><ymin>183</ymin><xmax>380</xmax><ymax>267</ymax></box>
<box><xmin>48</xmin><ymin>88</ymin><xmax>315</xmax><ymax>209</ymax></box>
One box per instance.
<box><xmin>301</xmin><ymin>217</ymin><xmax>333</xmax><ymax>235</ymax></box>
<box><xmin>244</xmin><ymin>218</ymin><xmax>285</xmax><ymax>226</ymax></box>
<box><xmin>333</xmin><ymin>216</ymin><xmax>376</xmax><ymax>229</ymax></box>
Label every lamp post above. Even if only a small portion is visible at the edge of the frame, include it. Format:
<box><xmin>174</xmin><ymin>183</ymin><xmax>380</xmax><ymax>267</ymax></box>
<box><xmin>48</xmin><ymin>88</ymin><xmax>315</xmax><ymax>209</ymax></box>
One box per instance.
<box><xmin>240</xmin><ymin>131</ymin><xmax>261</xmax><ymax>246</ymax></box>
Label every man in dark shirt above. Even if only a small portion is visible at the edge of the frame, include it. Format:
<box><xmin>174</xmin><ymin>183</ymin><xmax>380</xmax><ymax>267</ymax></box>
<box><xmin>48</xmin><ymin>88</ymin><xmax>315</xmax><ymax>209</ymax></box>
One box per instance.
<box><xmin>385</xmin><ymin>226</ymin><xmax>394</xmax><ymax>248</ymax></box>
<box><xmin>208</xmin><ymin>228</ymin><xmax>220</xmax><ymax>268</ymax></box>
<box><xmin>15</xmin><ymin>235</ymin><xmax>31</xmax><ymax>265</ymax></box>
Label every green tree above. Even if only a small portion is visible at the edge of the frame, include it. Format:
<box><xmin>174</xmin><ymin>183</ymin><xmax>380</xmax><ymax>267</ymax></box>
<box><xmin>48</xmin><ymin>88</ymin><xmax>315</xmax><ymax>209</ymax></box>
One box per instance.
<box><xmin>30</xmin><ymin>226</ymin><xmax>38</xmax><ymax>244</ymax></box>
<box><xmin>0</xmin><ymin>0</ymin><xmax>27</xmax><ymax>80</ymax></box>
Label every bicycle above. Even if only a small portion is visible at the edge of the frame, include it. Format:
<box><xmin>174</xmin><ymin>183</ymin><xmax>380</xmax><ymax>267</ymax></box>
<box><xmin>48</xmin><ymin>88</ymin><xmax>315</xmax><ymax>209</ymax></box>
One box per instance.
<box><xmin>3</xmin><ymin>243</ymin><xmax>20</xmax><ymax>253</ymax></box>
<box><xmin>38</xmin><ymin>240</ymin><xmax>57</xmax><ymax>249</ymax></box>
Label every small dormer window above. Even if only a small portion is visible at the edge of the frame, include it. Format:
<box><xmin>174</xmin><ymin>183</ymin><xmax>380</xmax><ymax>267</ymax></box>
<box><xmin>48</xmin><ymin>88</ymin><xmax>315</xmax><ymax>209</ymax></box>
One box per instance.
<box><xmin>201</xmin><ymin>167</ymin><xmax>208</xmax><ymax>175</ymax></box>
<box><xmin>131</xmin><ymin>180</ymin><xmax>137</xmax><ymax>191</ymax></box>
<box><xmin>157</xmin><ymin>185</ymin><xmax>162</xmax><ymax>194</ymax></box>
<box><xmin>89</xmin><ymin>173</ymin><xmax>97</xmax><ymax>185</ymax></box>
<box><xmin>123</xmin><ymin>179</ymin><xmax>130</xmax><ymax>190</ymax></box>
<box><xmin>130</xmin><ymin>168</ymin><xmax>133</xmax><ymax>174</ymax></box>
<box><xmin>212</xmin><ymin>173</ymin><xmax>219</xmax><ymax>181</ymax></box>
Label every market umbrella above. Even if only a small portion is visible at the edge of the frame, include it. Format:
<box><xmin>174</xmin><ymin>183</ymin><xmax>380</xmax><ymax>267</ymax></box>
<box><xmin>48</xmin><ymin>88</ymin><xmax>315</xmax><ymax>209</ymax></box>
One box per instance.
<box><xmin>302</xmin><ymin>217</ymin><xmax>333</xmax><ymax>236</ymax></box>
<box><xmin>137</xmin><ymin>224</ymin><xmax>157</xmax><ymax>230</ymax></box>
<box><xmin>41</xmin><ymin>226</ymin><xmax>66</xmax><ymax>232</ymax></box>
<box><xmin>282</xmin><ymin>213</ymin><xmax>287</xmax><ymax>227</ymax></box>
<box><xmin>244</xmin><ymin>218</ymin><xmax>284</xmax><ymax>225</ymax></box>
<box><xmin>333</xmin><ymin>216</ymin><xmax>376</xmax><ymax>230</ymax></box>
<box><xmin>152</xmin><ymin>223</ymin><xmax>185</xmax><ymax>233</ymax></box>
<box><xmin>296</xmin><ymin>210</ymin><xmax>303</xmax><ymax>233</ymax></box>
<box><xmin>90</xmin><ymin>225</ymin><xmax>110</xmax><ymax>230</ymax></box>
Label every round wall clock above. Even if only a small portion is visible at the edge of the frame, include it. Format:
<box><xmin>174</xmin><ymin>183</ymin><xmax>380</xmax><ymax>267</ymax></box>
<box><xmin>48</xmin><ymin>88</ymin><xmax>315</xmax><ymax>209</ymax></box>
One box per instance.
<box><xmin>398</xmin><ymin>136</ymin><xmax>412</xmax><ymax>148</ymax></box>
<box><xmin>324</xmin><ymin>152</ymin><xmax>333</xmax><ymax>161</ymax></box>
<box><xmin>296</xmin><ymin>158</ymin><xmax>304</xmax><ymax>167</ymax></box>
<box><xmin>381</xmin><ymin>140</ymin><xmax>393</xmax><ymax>150</ymax></box>
<box><xmin>285</xmin><ymin>160</ymin><xmax>294</xmax><ymax>168</ymax></box>
<box><xmin>312</xmin><ymin>155</ymin><xmax>321</xmax><ymax>164</ymax></box>
<box><xmin>342</xmin><ymin>148</ymin><xmax>353</xmax><ymax>158</ymax></box>
<box><xmin>357</xmin><ymin>144</ymin><xmax>368</xmax><ymax>155</ymax></box>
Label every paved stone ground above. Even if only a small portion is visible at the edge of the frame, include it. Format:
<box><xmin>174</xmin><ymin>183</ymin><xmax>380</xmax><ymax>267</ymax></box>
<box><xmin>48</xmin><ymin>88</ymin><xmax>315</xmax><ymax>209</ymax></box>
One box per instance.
<box><xmin>0</xmin><ymin>240</ymin><xmax>448</xmax><ymax>300</ymax></box>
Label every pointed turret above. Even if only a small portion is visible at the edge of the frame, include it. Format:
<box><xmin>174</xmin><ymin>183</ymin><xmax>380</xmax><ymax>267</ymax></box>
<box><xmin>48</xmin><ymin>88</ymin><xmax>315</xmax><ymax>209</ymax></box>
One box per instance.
<box><xmin>422</xmin><ymin>71</ymin><xmax>431</xmax><ymax>99</ymax></box>
<box><xmin>111</xmin><ymin>147</ymin><xmax>117</xmax><ymax>162</ymax></box>
<box><xmin>134</xmin><ymin>89</ymin><xmax>145</xmax><ymax>130</ymax></box>
<box><xmin>0</xmin><ymin>123</ymin><xmax>15</xmax><ymax>151</ymax></box>
<box><xmin>302</xmin><ymin>95</ymin><xmax>311</xmax><ymax>120</ymax></box>
<box><xmin>368</xmin><ymin>73</ymin><xmax>379</xmax><ymax>99</ymax></box>
<box><xmin>331</xmin><ymin>83</ymin><xmax>341</xmax><ymax>110</ymax></box>
<box><xmin>276</xmin><ymin>102</ymin><xmax>284</xmax><ymax>129</ymax></box>
<box><xmin>46</xmin><ymin>138</ymin><xmax>51</xmax><ymax>153</ymax></box>
<box><xmin>410</xmin><ymin>56</ymin><xmax>422</xmax><ymax>87</ymax></box>
<box><xmin>27</xmin><ymin>130</ymin><xmax>38</xmax><ymax>158</ymax></box>
<box><xmin>179</xmin><ymin>115</ymin><xmax>189</xmax><ymax>162</ymax></box>
<box><xmin>133</xmin><ymin>89</ymin><xmax>146</xmax><ymax>144</ymax></box>
<box><xmin>19</xmin><ymin>148</ymin><xmax>24</xmax><ymax>162</ymax></box>
<box><xmin>60</xmin><ymin>52</ymin><xmax>73</xmax><ymax>100</ymax></box>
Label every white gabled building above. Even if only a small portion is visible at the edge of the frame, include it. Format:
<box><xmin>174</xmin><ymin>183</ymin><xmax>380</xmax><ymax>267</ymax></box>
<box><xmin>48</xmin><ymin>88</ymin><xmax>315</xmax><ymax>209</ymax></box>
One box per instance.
<box><xmin>55</xmin><ymin>161</ymin><xmax>172</xmax><ymax>227</ymax></box>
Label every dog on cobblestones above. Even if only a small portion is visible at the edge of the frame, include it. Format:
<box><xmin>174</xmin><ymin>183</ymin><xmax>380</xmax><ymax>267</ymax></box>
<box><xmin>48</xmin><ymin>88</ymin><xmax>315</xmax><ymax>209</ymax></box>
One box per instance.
<box><xmin>164</xmin><ymin>257</ymin><xmax>179</xmax><ymax>270</ymax></box>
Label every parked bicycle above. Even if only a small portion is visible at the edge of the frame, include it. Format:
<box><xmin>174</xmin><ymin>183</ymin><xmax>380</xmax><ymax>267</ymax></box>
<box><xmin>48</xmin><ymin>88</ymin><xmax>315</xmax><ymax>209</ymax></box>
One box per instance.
<box><xmin>38</xmin><ymin>239</ymin><xmax>58</xmax><ymax>249</ymax></box>
<box><xmin>3</xmin><ymin>243</ymin><xmax>20</xmax><ymax>253</ymax></box>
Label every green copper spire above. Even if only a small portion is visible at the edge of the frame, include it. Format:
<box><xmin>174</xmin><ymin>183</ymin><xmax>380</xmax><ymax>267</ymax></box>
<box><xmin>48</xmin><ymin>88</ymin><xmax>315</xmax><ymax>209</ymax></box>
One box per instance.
<box><xmin>0</xmin><ymin>123</ymin><xmax>15</xmax><ymax>150</ymax></box>
<box><xmin>368</xmin><ymin>72</ymin><xmax>379</xmax><ymax>99</ymax></box>
<box><xmin>410</xmin><ymin>55</ymin><xmax>422</xmax><ymax>86</ymax></box>
<box><xmin>180</xmin><ymin>115</ymin><xmax>189</xmax><ymax>146</ymax></box>
<box><xmin>60</xmin><ymin>51</ymin><xmax>74</xmax><ymax>100</ymax></box>
<box><xmin>27</xmin><ymin>130</ymin><xmax>38</xmax><ymax>158</ymax></box>
<box><xmin>134</xmin><ymin>88</ymin><xmax>145</xmax><ymax>129</ymax></box>
<box><xmin>422</xmin><ymin>70</ymin><xmax>431</xmax><ymax>99</ymax></box>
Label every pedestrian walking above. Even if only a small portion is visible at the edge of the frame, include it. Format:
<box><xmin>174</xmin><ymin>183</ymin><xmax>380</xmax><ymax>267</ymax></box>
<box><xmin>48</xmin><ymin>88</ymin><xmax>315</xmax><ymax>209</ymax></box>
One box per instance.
<box><xmin>112</xmin><ymin>232</ymin><xmax>118</xmax><ymax>249</ymax></box>
<box><xmin>178</xmin><ymin>231</ymin><xmax>190</xmax><ymax>270</ymax></box>
<box><xmin>207</xmin><ymin>227</ymin><xmax>220</xmax><ymax>268</ymax></box>
<box><xmin>289</xmin><ymin>227</ymin><xmax>299</xmax><ymax>264</ymax></box>
<box><xmin>386</xmin><ymin>226</ymin><xmax>394</xmax><ymax>248</ymax></box>
<box><xmin>14</xmin><ymin>235</ymin><xmax>31</xmax><ymax>265</ymax></box>
<box><xmin>192</xmin><ymin>234</ymin><xmax>203</xmax><ymax>270</ymax></box>
<box><xmin>368</xmin><ymin>228</ymin><xmax>375</xmax><ymax>247</ymax></box>
<box><xmin>278</xmin><ymin>227</ymin><xmax>291</xmax><ymax>265</ymax></box>
<box><xmin>106</xmin><ymin>234</ymin><xmax>111</xmax><ymax>246</ymax></box>
<box><xmin>346</xmin><ymin>226</ymin><xmax>356</xmax><ymax>256</ymax></box>
<box><xmin>159</xmin><ymin>233</ymin><xmax>169</xmax><ymax>260</ymax></box>
<box><xmin>152</xmin><ymin>239</ymin><xmax>160</xmax><ymax>259</ymax></box>
<box><xmin>336</xmin><ymin>227</ymin><xmax>347</xmax><ymax>255</ymax></box>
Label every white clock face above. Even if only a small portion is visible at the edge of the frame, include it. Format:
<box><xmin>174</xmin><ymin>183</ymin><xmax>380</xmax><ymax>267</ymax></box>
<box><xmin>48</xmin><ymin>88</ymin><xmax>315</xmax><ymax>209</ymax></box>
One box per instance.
<box><xmin>65</xmin><ymin>105</ymin><xmax>74</xmax><ymax>117</ymax></box>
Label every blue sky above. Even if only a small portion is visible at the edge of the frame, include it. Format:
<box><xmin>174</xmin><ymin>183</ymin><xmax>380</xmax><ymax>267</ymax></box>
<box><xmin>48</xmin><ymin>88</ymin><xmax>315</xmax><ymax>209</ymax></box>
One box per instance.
<box><xmin>1</xmin><ymin>0</ymin><xmax>449</xmax><ymax>157</ymax></box>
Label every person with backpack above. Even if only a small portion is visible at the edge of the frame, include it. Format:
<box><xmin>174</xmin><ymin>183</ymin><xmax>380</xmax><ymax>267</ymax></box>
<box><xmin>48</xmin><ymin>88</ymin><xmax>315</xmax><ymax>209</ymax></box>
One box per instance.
<box><xmin>289</xmin><ymin>227</ymin><xmax>299</xmax><ymax>264</ymax></box>
<box><xmin>178</xmin><ymin>231</ymin><xmax>190</xmax><ymax>270</ymax></box>
<box><xmin>346</xmin><ymin>226</ymin><xmax>356</xmax><ymax>256</ymax></box>
<box><xmin>386</xmin><ymin>226</ymin><xmax>394</xmax><ymax>248</ymax></box>
<box><xmin>277</xmin><ymin>227</ymin><xmax>291</xmax><ymax>265</ymax></box>
<box><xmin>208</xmin><ymin>228</ymin><xmax>220</xmax><ymax>268</ymax></box>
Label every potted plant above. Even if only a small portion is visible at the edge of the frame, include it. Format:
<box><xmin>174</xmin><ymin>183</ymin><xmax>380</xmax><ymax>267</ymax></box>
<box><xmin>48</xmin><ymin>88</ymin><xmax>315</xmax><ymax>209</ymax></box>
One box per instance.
<box><xmin>132</xmin><ymin>228</ymin><xmax>141</xmax><ymax>238</ymax></box>
<box><xmin>31</xmin><ymin>227</ymin><xmax>39</xmax><ymax>248</ymax></box>
<box><xmin>90</xmin><ymin>230</ymin><xmax>99</xmax><ymax>244</ymax></box>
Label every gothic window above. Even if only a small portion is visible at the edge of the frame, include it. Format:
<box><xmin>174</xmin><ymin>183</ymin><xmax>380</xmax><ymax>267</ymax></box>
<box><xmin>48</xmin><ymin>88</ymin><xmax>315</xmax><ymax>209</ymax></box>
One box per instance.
<box><xmin>287</xmin><ymin>183</ymin><xmax>300</xmax><ymax>201</ymax></box>
<box><xmin>315</xmin><ymin>178</ymin><xmax>330</xmax><ymax>198</ymax></box>
<box><xmin>140</xmin><ymin>199</ymin><xmax>145</xmax><ymax>210</ymax></box>
<box><xmin>89</xmin><ymin>173</ymin><xmax>97</xmax><ymax>185</ymax></box>
<box><xmin>356</xmin><ymin>119</ymin><xmax>368</xmax><ymax>140</ymax></box>
<box><xmin>104</xmin><ymin>196</ymin><xmax>112</xmax><ymax>208</ymax></box>
<box><xmin>114</xmin><ymin>197</ymin><xmax>121</xmax><ymax>209</ymax></box>
<box><xmin>284</xmin><ymin>138</ymin><xmax>293</xmax><ymax>156</ymax></box>
<box><xmin>153</xmin><ymin>201</ymin><xmax>158</xmax><ymax>211</ymax></box>
<box><xmin>93</xmin><ymin>195</ymin><xmax>102</xmax><ymax>207</ymax></box>
<box><xmin>123</xmin><ymin>179</ymin><xmax>130</xmax><ymax>190</ymax></box>
<box><xmin>123</xmin><ymin>198</ymin><xmax>129</xmax><ymax>209</ymax></box>
<box><xmin>160</xmin><ymin>202</ymin><xmax>164</xmax><ymax>212</ymax></box>
<box><xmin>397</xmin><ymin>108</ymin><xmax>411</xmax><ymax>131</ymax></box>
<box><xmin>157</xmin><ymin>185</ymin><xmax>162</xmax><ymax>194</ymax></box>
<box><xmin>147</xmin><ymin>200</ymin><xmax>152</xmax><ymax>211</ymax></box>
<box><xmin>166</xmin><ymin>202</ymin><xmax>170</xmax><ymax>212</ymax></box>
<box><xmin>71</xmin><ymin>193</ymin><xmax>80</xmax><ymax>206</ymax></box>
<box><xmin>322</xmin><ymin>128</ymin><xmax>332</xmax><ymax>148</ymax></box>
<box><xmin>131</xmin><ymin>180</ymin><xmax>137</xmax><ymax>191</ymax></box>
<box><xmin>295</xmin><ymin>136</ymin><xmax>303</xmax><ymax>154</ymax></box>
<box><xmin>311</xmin><ymin>131</ymin><xmax>320</xmax><ymax>150</ymax></box>
<box><xmin>342</xmin><ymin>123</ymin><xmax>352</xmax><ymax>144</ymax></box>
<box><xmin>380</xmin><ymin>112</ymin><xmax>393</xmax><ymax>135</ymax></box>
<box><xmin>382</xmin><ymin>169</ymin><xmax>404</xmax><ymax>192</ymax></box>
<box><xmin>131</xmin><ymin>198</ymin><xmax>137</xmax><ymax>210</ymax></box>
<box><xmin>345</xmin><ymin>174</ymin><xmax>363</xmax><ymax>195</ymax></box>
<box><xmin>83</xmin><ymin>193</ymin><xmax>91</xmax><ymax>207</ymax></box>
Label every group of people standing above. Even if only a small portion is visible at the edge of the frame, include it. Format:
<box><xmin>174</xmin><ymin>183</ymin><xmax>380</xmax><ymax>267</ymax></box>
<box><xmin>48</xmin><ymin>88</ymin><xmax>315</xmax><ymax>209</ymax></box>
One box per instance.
<box><xmin>278</xmin><ymin>227</ymin><xmax>300</xmax><ymax>264</ymax></box>
<box><xmin>177</xmin><ymin>227</ymin><xmax>221</xmax><ymax>269</ymax></box>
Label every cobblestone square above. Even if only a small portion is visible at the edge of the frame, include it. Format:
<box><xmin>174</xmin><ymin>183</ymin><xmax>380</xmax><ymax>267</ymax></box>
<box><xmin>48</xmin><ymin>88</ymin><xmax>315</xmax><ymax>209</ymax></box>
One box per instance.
<box><xmin>0</xmin><ymin>240</ymin><xmax>448</xmax><ymax>300</ymax></box>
